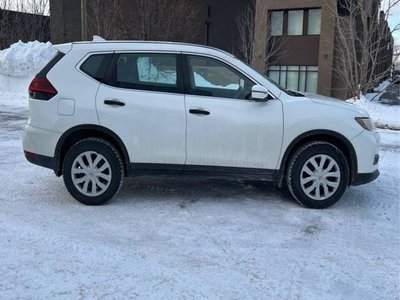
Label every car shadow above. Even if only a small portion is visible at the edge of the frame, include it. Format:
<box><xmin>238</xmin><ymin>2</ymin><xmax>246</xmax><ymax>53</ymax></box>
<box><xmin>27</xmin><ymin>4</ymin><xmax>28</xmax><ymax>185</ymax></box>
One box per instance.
<box><xmin>112</xmin><ymin>176</ymin><xmax>296</xmax><ymax>207</ymax></box>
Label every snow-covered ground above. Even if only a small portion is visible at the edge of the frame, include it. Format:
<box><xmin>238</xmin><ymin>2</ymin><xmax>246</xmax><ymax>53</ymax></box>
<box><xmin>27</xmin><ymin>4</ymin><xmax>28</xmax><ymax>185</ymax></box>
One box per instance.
<box><xmin>0</xmin><ymin>42</ymin><xmax>399</xmax><ymax>299</ymax></box>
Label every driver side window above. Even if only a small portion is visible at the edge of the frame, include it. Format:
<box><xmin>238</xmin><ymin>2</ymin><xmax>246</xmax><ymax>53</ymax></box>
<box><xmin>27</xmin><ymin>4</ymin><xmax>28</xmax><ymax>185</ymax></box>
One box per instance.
<box><xmin>186</xmin><ymin>55</ymin><xmax>254</xmax><ymax>100</ymax></box>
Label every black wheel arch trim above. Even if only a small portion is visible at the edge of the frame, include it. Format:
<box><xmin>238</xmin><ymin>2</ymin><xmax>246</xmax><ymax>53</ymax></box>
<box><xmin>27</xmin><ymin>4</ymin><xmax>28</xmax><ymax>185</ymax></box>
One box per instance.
<box><xmin>277</xmin><ymin>129</ymin><xmax>358</xmax><ymax>187</ymax></box>
<box><xmin>53</xmin><ymin>124</ymin><xmax>131</xmax><ymax>176</ymax></box>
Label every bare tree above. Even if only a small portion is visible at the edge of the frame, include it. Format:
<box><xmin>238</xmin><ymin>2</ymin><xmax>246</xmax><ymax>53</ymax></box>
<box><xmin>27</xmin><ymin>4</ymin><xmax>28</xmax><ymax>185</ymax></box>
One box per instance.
<box><xmin>121</xmin><ymin>0</ymin><xmax>203</xmax><ymax>42</ymax></box>
<box><xmin>83</xmin><ymin>0</ymin><xmax>203</xmax><ymax>42</ymax></box>
<box><xmin>236</xmin><ymin>0</ymin><xmax>285</xmax><ymax>71</ymax></box>
<box><xmin>330</xmin><ymin>0</ymin><xmax>399</xmax><ymax>98</ymax></box>
<box><xmin>85</xmin><ymin>0</ymin><xmax>123</xmax><ymax>40</ymax></box>
<box><xmin>0</xmin><ymin>0</ymin><xmax>49</xmax><ymax>15</ymax></box>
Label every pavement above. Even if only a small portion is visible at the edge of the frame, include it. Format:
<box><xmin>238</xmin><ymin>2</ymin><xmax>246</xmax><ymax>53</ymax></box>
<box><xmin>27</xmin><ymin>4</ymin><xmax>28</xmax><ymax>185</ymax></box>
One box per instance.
<box><xmin>0</xmin><ymin>108</ymin><xmax>399</xmax><ymax>299</ymax></box>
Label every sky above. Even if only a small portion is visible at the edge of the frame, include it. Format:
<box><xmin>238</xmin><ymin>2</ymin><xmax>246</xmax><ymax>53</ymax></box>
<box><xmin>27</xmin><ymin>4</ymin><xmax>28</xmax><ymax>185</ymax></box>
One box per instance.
<box><xmin>383</xmin><ymin>0</ymin><xmax>400</xmax><ymax>45</ymax></box>
<box><xmin>382</xmin><ymin>0</ymin><xmax>400</xmax><ymax>46</ymax></box>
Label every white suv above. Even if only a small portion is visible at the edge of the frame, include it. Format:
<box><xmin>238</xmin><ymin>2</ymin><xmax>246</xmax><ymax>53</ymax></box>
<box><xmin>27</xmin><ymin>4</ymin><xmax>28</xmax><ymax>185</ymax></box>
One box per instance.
<box><xmin>23</xmin><ymin>41</ymin><xmax>380</xmax><ymax>208</ymax></box>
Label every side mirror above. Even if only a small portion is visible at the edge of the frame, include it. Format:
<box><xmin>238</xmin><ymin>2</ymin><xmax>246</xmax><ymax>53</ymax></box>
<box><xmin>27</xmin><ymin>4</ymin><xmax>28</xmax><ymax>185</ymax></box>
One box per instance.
<box><xmin>251</xmin><ymin>85</ymin><xmax>269</xmax><ymax>102</ymax></box>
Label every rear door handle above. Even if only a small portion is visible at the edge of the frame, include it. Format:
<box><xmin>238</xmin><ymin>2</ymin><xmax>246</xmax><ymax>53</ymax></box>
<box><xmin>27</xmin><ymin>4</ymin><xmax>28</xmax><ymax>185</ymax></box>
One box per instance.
<box><xmin>104</xmin><ymin>99</ymin><xmax>125</xmax><ymax>107</ymax></box>
<box><xmin>189</xmin><ymin>108</ymin><xmax>210</xmax><ymax>116</ymax></box>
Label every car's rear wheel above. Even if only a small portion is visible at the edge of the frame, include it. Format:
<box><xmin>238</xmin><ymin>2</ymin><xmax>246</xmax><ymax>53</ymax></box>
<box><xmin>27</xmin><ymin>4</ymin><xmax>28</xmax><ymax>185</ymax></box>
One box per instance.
<box><xmin>286</xmin><ymin>141</ymin><xmax>349</xmax><ymax>209</ymax></box>
<box><xmin>63</xmin><ymin>138</ymin><xmax>124</xmax><ymax>205</ymax></box>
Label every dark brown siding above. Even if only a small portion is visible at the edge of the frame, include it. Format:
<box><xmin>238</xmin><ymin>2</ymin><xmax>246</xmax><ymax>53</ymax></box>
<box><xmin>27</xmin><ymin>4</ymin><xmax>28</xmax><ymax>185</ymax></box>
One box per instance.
<box><xmin>205</xmin><ymin>0</ymin><xmax>252</xmax><ymax>56</ymax></box>
<box><xmin>50</xmin><ymin>0</ymin><xmax>82</xmax><ymax>44</ymax></box>
<box><xmin>271</xmin><ymin>36</ymin><xmax>320</xmax><ymax>66</ymax></box>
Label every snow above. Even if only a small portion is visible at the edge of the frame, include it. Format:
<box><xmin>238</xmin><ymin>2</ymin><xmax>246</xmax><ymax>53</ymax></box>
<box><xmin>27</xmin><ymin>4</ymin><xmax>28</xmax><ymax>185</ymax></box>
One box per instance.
<box><xmin>0</xmin><ymin>41</ymin><xmax>57</xmax><ymax>77</ymax></box>
<box><xmin>347</xmin><ymin>85</ymin><xmax>400</xmax><ymax>130</ymax></box>
<box><xmin>0</xmin><ymin>99</ymin><xmax>399</xmax><ymax>298</ymax></box>
<box><xmin>0</xmin><ymin>41</ymin><xmax>399</xmax><ymax>298</ymax></box>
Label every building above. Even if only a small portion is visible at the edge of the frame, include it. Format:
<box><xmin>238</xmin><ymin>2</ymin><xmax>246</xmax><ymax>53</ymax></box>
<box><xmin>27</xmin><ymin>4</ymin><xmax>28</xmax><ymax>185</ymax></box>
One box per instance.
<box><xmin>49</xmin><ymin>0</ymin><xmax>247</xmax><ymax>55</ymax></box>
<box><xmin>49</xmin><ymin>0</ymin><xmax>393</xmax><ymax>99</ymax></box>
<box><xmin>255</xmin><ymin>0</ymin><xmax>393</xmax><ymax>98</ymax></box>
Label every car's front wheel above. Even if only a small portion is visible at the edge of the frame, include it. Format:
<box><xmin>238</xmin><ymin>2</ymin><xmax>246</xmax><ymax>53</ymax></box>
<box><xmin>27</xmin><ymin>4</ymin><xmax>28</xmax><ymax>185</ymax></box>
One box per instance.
<box><xmin>63</xmin><ymin>138</ymin><xmax>124</xmax><ymax>205</ymax></box>
<box><xmin>286</xmin><ymin>141</ymin><xmax>349</xmax><ymax>209</ymax></box>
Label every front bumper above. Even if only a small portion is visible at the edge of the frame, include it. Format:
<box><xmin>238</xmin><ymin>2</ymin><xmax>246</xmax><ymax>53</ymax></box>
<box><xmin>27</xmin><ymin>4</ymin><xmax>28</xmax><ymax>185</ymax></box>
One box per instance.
<box><xmin>351</xmin><ymin>130</ymin><xmax>380</xmax><ymax>174</ymax></box>
<box><xmin>351</xmin><ymin>169</ymin><xmax>380</xmax><ymax>186</ymax></box>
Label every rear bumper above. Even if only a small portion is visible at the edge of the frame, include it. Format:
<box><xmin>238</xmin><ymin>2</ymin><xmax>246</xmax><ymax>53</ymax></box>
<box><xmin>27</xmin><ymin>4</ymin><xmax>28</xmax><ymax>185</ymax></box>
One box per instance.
<box><xmin>351</xmin><ymin>169</ymin><xmax>380</xmax><ymax>186</ymax></box>
<box><xmin>24</xmin><ymin>150</ymin><xmax>56</xmax><ymax>171</ymax></box>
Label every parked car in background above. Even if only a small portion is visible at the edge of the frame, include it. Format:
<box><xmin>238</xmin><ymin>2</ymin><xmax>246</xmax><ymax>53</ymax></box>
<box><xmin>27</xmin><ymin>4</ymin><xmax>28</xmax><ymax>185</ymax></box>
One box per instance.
<box><xmin>23</xmin><ymin>41</ymin><xmax>380</xmax><ymax>208</ymax></box>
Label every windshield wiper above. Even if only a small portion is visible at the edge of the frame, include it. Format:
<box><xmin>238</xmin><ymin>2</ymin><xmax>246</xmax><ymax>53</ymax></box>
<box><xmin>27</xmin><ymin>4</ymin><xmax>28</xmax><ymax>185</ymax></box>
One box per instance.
<box><xmin>287</xmin><ymin>90</ymin><xmax>305</xmax><ymax>97</ymax></box>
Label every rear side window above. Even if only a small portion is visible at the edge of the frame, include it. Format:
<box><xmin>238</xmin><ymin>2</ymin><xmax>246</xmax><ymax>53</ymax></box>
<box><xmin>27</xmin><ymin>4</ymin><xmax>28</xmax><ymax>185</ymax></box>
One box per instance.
<box><xmin>80</xmin><ymin>54</ymin><xmax>113</xmax><ymax>82</ymax></box>
<box><xmin>105</xmin><ymin>53</ymin><xmax>179</xmax><ymax>93</ymax></box>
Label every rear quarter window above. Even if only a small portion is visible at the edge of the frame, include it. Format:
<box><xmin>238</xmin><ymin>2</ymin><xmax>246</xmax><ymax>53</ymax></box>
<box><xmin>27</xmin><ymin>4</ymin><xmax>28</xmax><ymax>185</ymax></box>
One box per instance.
<box><xmin>80</xmin><ymin>54</ymin><xmax>113</xmax><ymax>82</ymax></box>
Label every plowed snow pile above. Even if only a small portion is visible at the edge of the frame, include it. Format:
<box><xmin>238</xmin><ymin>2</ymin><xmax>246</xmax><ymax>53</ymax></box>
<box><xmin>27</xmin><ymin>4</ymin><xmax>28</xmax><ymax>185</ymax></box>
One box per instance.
<box><xmin>0</xmin><ymin>40</ymin><xmax>56</xmax><ymax>77</ymax></box>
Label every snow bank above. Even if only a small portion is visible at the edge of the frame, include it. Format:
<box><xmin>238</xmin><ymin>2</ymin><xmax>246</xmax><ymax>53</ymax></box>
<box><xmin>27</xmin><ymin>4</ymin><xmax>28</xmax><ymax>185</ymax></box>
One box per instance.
<box><xmin>0</xmin><ymin>41</ymin><xmax>56</xmax><ymax>77</ymax></box>
<box><xmin>347</xmin><ymin>95</ymin><xmax>400</xmax><ymax>130</ymax></box>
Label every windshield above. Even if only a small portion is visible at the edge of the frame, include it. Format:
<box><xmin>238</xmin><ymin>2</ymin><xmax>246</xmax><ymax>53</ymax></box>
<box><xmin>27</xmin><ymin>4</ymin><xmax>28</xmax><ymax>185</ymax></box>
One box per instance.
<box><xmin>236</xmin><ymin>57</ymin><xmax>287</xmax><ymax>92</ymax></box>
<box><xmin>235</xmin><ymin>56</ymin><xmax>305</xmax><ymax>97</ymax></box>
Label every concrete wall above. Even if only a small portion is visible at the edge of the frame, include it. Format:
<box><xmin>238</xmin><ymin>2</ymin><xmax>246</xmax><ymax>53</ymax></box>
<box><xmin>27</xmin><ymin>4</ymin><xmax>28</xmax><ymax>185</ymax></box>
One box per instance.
<box><xmin>0</xmin><ymin>9</ymin><xmax>50</xmax><ymax>49</ymax></box>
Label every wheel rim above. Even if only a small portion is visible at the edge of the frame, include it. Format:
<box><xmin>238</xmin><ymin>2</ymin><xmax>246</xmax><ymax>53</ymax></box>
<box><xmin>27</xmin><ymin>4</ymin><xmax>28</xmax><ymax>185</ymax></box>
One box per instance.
<box><xmin>71</xmin><ymin>151</ymin><xmax>112</xmax><ymax>197</ymax></box>
<box><xmin>300</xmin><ymin>154</ymin><xmax>341</xmax><ymax>201</ymax></box>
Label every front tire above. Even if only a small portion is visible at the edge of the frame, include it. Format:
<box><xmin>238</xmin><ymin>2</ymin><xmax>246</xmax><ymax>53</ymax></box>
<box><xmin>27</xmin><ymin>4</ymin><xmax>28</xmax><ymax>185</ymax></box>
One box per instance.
<box><xmin>286</xmin><ymin>141</ymin><xmax>349</xmax><ymax>209</ymax></box>
<box><xmin>62</xmin><ymin>138</ymin><xmax>124</xmax><ymax>205</ymax></box>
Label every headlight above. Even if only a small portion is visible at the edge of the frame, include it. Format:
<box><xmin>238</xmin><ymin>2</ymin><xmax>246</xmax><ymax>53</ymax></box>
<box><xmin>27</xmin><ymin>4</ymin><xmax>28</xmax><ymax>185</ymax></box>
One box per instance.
<box><xmin>355</xmin><ymin>117</ymin><xmax>376</xmax><ymax>131</ymax></box>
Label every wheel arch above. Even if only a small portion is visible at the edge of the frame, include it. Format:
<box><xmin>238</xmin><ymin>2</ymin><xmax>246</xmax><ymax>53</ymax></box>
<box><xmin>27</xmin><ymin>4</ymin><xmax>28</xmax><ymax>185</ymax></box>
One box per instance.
<box><xmin>277</xmin><ymin>130</ymin><xmax>357</xmax><ymax>187</ymax></box>
<box><xmin>54</xmin><ymin>125</ymin><xmax>131</xmax><ymax>176</ymax></box>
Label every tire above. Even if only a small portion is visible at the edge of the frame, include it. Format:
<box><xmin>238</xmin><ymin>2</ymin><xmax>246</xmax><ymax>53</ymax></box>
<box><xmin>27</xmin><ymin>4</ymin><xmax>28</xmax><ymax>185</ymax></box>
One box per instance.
<box><xmin>286</xmin><ymin>141</ymin><xmax>349</xmax><ymax>209</ymax></box>
<box><xmin>62</xmin><ymin>138</ymin><xmax>124</xmax><ymax>205</ymax></box>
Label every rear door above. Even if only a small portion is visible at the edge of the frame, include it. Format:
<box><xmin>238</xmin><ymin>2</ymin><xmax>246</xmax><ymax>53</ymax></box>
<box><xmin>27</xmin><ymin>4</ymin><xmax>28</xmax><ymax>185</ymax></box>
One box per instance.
<box><xmin>95</xmin><ymin>52</ymin><xmax>186</xmax><ymax>168</ymax></box>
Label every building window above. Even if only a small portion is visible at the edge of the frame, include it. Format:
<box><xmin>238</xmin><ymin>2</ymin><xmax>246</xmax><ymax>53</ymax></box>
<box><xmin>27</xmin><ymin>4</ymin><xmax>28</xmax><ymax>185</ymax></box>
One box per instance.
<box><xmin>271</xmin><ymin>11</ymin><xmax>284</xmax><ymax>36</ymax></box>
<box><xmin>288</xmin><ymin>10</ymin><xmax>304</xmax><ymax>35</ymax></box>
<box><xmin>268</xmin><ymin>65</ymin><xmax>318</xmax><ymax>93</ymax></box>
<box><xmin>308</xmin><ymin>9</ymin><xmax>321</xmax><ymax>35</ymax></box>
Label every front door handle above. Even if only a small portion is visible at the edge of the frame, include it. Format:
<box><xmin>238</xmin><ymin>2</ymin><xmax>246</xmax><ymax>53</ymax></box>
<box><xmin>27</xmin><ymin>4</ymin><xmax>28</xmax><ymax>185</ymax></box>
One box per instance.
<box><xmin>104</xmin><ymin>99</ymin><xmax>125</xmax><ymax>107</ymax></box>
<box><xmin>189</xmin><ymin>108</ymin><xmax>210</xmax><ymax>116</ymax></box>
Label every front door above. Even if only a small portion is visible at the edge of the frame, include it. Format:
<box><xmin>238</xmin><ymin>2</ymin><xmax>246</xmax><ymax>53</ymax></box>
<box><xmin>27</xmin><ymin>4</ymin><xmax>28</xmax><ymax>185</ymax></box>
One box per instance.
<box><xmin>184</xmin><ymin>55</ymin><xmax>284</xmax><ymax>170</ymax></box>
<box><xmin>96</xmin><ymin>52</ymin><xmax>186</xmax><ymax>167</ymax></box>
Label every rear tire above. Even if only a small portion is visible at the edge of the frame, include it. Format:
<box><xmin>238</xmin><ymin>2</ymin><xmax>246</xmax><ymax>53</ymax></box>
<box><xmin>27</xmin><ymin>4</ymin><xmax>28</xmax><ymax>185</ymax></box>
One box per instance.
<box><xmin>62</xmin><ymin>138</ymin><xmax>124</xmax><ymax>205</ymax></box>
<box><xmin>286</xmin><ymin>141</ymin><xmax>349</xmax><ymax>209</ymax></box>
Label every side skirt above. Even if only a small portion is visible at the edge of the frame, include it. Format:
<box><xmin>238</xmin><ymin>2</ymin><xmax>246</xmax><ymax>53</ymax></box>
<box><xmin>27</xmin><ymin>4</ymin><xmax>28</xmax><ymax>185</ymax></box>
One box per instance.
<box><xmin>130</xmin><ymin>163</ymin><xmax>278</xmax><ymax>181</ymax></box>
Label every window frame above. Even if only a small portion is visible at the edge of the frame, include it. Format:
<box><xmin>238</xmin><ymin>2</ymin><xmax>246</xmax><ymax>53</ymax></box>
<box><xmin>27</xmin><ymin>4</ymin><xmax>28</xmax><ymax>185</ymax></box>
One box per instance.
<box><xmin>182</xmin><ymin>54</ymin><xmax>257</xmax><ymax>100</ymax></box>
<box><xmin>102</xmin><ymin>51</ymin><xmax>184</xmax><ymax>94</ymax></box>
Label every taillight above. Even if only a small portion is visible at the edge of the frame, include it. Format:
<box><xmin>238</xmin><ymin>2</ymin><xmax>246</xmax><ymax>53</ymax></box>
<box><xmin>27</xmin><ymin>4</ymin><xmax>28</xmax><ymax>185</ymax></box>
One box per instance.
<box><xmin>28</xmin><ymin>77</ymin><xmax>58</xmax><ymax>100</ymax></box>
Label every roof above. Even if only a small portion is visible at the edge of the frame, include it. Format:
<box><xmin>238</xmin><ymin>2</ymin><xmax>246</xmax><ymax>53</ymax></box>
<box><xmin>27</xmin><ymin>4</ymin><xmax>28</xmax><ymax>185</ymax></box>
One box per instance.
<box><xmin>54</xmin><ymin>40</ymin><xmax>236</xmax><ymax>59</ymax></box>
